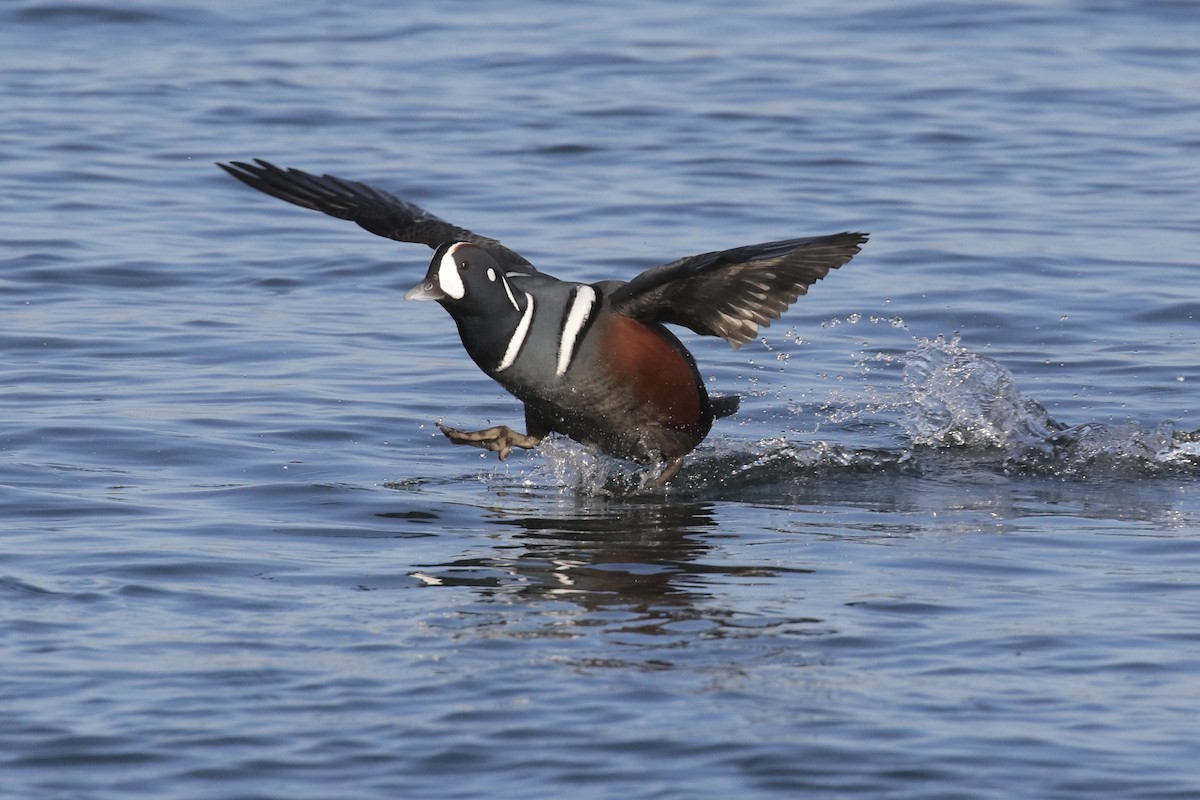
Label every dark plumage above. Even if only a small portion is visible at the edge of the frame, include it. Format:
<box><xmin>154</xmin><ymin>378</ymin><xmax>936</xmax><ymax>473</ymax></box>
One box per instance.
<box><xmin>218</xmin><ymin>159</ymin><xmax>868</xmax><ymax>487</ymax></box>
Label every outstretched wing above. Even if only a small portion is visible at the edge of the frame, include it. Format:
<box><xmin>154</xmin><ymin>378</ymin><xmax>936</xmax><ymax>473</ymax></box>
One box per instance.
<box><xmin>217</xmin><ymin>159</ymin><xmax>534</xmax><ymax>270</ymax></box>
<box><xmin>608</xmin><ymin>232</ymin><xmax>868</xmax><ymax>348</ymax></box>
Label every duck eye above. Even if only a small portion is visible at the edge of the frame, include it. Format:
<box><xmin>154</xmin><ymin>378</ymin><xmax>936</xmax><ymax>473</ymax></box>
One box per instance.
<box><xmin>459</xmin><ymin>260</ymin><xmax>470</xmax><ymax>271</ymax></box>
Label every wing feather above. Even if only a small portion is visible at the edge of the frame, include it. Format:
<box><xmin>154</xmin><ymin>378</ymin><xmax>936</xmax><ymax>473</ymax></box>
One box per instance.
<box><xmin>216</xmin><ymin>159</ymin><xmax>534</xmax><ymax>270</ymax></box>
<box><xmin>609</xmin><ymin>233</ymin><xmax>867</xmax><ymax>348</ymax></box>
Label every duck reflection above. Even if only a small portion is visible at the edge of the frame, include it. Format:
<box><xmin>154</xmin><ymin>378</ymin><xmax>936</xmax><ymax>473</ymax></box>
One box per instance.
<box><xmin>499</xmin><ymin>500</ymin><xmax>719</xmax><ymax>606</ymax></box>
<box><xmin>409</xmin><ymin>496</ymin><xmax>816</xmax><ymax>639</ymax></box>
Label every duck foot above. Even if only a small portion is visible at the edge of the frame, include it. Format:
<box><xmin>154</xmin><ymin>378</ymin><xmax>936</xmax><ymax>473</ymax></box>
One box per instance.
<box><xmin>437</xmin><ymin>423</ymin><xmax>541</xmax><ymax>461</ymax></box>
<box><xmin>608</xmin><ymin>455</ymin><xmax>686</xmax><ymax>495</ymax></box>
<box><xmin>645</xmin><ymin>455</ymin><xmax>686</xmax><ymax>489</ymax></box>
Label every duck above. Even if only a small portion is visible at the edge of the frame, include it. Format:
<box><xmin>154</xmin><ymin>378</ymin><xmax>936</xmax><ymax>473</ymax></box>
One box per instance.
<box><xmin>218</xmin><ymin>159</ymin><xmax>867</xmax><ymax>487</ymax></box>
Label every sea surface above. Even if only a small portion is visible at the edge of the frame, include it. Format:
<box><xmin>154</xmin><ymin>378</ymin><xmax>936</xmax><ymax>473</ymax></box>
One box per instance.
<box><xmin>2</xmin><ymin>1</ymin><xmax>1199</xmax><ymax>798</ymax></box>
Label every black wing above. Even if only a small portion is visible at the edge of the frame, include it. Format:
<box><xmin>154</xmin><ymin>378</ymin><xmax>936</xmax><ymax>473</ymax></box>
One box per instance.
<box><xmin>608</xmin><ymin>232</ymin><xmax>868</xmax><ymax>348</ymax></box>
<box><xmin>217</xmin><ymin>159</ymin><xmax>534</xmax><ymax>270</ymax></box>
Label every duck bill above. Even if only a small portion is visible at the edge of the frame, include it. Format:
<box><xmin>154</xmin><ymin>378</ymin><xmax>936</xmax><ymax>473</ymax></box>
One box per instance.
<box><xmin>404</xmin><ymin>279</ymin><xmax>448</xmax><ymax>302</ymax></box>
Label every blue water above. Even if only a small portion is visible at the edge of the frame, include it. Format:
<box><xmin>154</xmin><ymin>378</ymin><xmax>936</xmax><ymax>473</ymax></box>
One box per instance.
<box><xmin>3</xmin><ymin>1</ymin><xmax>1199</xmax><ymax>797</ymax></box>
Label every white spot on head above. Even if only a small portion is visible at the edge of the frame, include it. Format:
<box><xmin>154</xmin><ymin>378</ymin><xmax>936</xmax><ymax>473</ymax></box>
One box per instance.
<box><xmin>486</xmin><ymin>267</ymin><xmax>496</xmax><ymax>282</ymax></box>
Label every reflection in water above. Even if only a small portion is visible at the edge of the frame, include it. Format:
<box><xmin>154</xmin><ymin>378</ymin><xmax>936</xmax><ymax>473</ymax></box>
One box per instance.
<box><xmin>410</xmin><ymin>498</ymin><xmax>819</xmax><ymax>643</ymax></box>
<box><xmin>402</xmin><ymin>453</ymin><xmax>1196</xmax><ymax>638</ymax></box>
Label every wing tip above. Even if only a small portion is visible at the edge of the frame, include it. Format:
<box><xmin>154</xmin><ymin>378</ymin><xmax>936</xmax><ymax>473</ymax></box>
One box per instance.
<box><xmin>831</xmin><ymin>230</ymin><xmax>870</xmax><ymax>250</ymax></box>
<box><xmin>215</xmin><ymin>158</ymin><xmax>277</xmax><ymax>187</ymax></box>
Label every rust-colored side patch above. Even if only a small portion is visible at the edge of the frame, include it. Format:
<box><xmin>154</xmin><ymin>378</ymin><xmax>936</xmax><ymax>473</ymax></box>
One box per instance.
<box><xmin>602</xmin><ymin>314</ymin><xmax>704</xmax><ymax>435</ymax></box>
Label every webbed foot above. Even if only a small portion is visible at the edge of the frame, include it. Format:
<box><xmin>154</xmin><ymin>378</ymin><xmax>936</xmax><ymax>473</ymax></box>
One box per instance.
<box><xmin>437</xmin><ymin>423</ymin><xmax>542</xmax><ymax>461</ymax></box>
<box><xmin>644</xmin><ymin>455</ymin><xmax>686</xmax><ymax>489</ymax></box>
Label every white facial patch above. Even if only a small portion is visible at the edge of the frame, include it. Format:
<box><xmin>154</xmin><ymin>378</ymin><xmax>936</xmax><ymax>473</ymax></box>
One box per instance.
<box><xmin>435</xmin><ymin>242</ymin><xmax>468</xmax><ymax>300</ymax></box>
<box><xmin>486</xmin><ymin>267</ymin><xmax>496</xmax><ymax>282</ymax></box>
<box><xmin>556</xmin><ymin>285</ymin><xmax>596</xmax><ymax>376</ymax></box>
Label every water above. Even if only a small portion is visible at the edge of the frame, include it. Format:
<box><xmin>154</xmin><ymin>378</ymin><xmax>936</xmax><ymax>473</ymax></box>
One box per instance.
<box><xmin>2</xmin><ymin>0</ymin><xmax>1199</xmax><ymax>797</ymax></box>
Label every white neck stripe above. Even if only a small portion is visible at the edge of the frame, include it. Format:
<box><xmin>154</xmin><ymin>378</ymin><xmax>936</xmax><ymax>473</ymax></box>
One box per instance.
<box><xmin>556</xmin><ymin>285</ymin><xmax>596</xmax><ymax>376</ymax></box>
<box><xmin>499</xmin><ymin>273</ymin><xmax>520</xmax><ymax>311</ymax></box>
<box><xmin>496</xmin><ymin>292</ymin><xmax>534</xmax><ymax>373</ymax></box>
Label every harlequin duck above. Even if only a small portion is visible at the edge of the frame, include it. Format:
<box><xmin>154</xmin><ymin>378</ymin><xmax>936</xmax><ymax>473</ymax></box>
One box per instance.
<box><xmin>218</xmin><ymin>159</ymin><xmax>867</xmax><ymax>487</ymax></box>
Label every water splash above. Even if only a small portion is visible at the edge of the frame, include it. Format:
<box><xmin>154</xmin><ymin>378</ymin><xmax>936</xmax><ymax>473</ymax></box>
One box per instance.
<box><xmin>894</xmin><ymin>335</ymin><xmax>1200</xmax><ymax>476</ymax></box>
<box><xmin>898</xmin><ymin>334</ymin><xmax>1064</xmax><ymax>449</ymax></box>
<box><xmin>521</xmin><ymin>436</ymin><xmax>667</xmax><ymax>497</ymax></box>
<box><xmin>497</xmin><ymin>324</ymin><xmax>1198</xmax><ymax>494</ymax></box>
<box><xmin>817</xmin><ymin>331</ymin><xmax>1199</xmax><ymax>479</ymax></box>
<box><xmin>1039</xmin><ymin>419</ymin><xmax>1200</xmax><ymax>477</ymax></box>
<box><xmin>754</xmin><ymin>323</ymin><xmax>1199</xmax><ymax>484</ymax></box>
